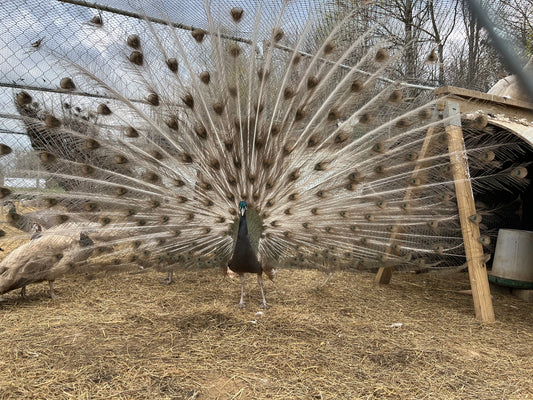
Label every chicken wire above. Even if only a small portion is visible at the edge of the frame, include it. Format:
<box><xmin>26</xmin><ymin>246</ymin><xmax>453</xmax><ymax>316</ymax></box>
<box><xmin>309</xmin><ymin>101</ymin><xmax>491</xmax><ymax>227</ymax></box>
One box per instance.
<box><xmin>0</xmin><ymin>0</ymin><xmax>531</xmax><ymax>188</ymax></box>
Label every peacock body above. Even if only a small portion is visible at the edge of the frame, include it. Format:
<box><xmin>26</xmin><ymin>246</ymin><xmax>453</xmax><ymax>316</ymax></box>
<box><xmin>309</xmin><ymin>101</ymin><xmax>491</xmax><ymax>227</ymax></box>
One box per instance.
<box><xmin>0</xmin><ymin>1</ymin><xmax>529</xmax><ymax>306</ymax></box>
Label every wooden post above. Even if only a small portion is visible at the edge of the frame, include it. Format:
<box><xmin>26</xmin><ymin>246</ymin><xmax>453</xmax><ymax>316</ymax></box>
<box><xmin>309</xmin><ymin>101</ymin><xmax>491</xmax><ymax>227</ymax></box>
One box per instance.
<box><xmin>376</xmin><ymin>126</ymin><xmax>436</xmax><ymax>285</ymax></box>
<box><xmin>444</xmin><ymin>101</ymin><xmax>495</xmax><ymax>323</ymax></box>
<box><xmin>375</xmin><ymin>264</ymin><xmax>393</xmax><ymax>284</ymax></box>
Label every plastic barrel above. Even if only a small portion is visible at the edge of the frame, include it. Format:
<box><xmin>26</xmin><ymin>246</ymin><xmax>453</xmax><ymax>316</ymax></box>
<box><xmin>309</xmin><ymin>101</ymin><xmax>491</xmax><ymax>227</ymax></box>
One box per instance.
<box><xmin>490</xmin><ymin>229</ymin><xmax>533</xmax><ymax>288</ymax></box>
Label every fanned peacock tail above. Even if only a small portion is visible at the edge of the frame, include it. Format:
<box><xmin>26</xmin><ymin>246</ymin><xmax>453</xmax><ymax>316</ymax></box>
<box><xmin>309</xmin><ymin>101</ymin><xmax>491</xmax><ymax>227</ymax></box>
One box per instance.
<box><xmin>0</xmin><ymin>2</ymin><xmax>529</xmax><ymax>303</ymax></box>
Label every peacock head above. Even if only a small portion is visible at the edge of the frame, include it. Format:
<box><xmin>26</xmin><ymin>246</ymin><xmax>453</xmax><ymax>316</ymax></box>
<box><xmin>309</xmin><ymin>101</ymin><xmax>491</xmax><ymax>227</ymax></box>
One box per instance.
<box><xmin>239</xmin><ymin>200</ymin><xmax>247</xmax><ymax>216</ymax></box>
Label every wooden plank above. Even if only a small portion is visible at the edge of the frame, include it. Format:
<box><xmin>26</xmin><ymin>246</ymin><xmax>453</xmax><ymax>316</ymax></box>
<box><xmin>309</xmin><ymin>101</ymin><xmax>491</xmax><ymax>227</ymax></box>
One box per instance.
<box><xmin>435</xmin><ymin>86</ymin><xmax>533</xmax><ymax>121</ymax></box>
<box><xmin>375</xmin><ymin>265</ymin><xmax>393</xmax><ymax>285</ymax></box>
<box><xmin>375</xmin><ymin>127</ymin><xmax>436</xmax><ymax>285</ymax></box>
<box><xmin>435</xmin><ymin>85</ymin><xmax>533</xmax><ymax>110</ymax></box>
<box><xmin>444</xmin><ymin>101</ymin><xmax>495</xmax><ymax>323</ymax></box>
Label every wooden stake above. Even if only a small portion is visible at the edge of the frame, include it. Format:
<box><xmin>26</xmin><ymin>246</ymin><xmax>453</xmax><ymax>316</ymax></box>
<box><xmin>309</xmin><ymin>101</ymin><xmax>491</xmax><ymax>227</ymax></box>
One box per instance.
<box><xmin>375</xmin><ymin>265</ymin><xmax>393</xmax><ymax>285</ymax></box>
<box><xmin>376</xmin><ymin>126</ymin><xmax>436</xmax><ymax>285</ymax></box>
<box><xmin>444</xmin><ymin>101</ymin><xmax>495</xmax><ymax>323</ymax></box>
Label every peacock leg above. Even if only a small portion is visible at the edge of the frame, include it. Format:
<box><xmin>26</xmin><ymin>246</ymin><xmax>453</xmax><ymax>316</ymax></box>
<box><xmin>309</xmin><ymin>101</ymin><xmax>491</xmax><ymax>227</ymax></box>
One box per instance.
<box><xmin>163</xmin><ymin>271</ymin><xmax>173</xmax><ymax>285</ymax></box>
<box><xmin>20</xmin><ymin>286</ymin><xmax>26</xmax><ymax>298</ymax></box>
<box><xmin>238</xmin><ymin>274</ymin><xmax>246</xmax><ymax>309</ymax></box>
<box><xmin>319</xmin><ymin>271</ymin><xmax>334</xmax><ymax>288</ymax></box>
<box><xmin>48</xmin><ymin>280</ymin><xmax>56</xmax><ymax>299</ymax></box>
<box><xmin>257</xmin><ymin>274</ymin><xmax>268</xmax><ymax>309</ymax></box>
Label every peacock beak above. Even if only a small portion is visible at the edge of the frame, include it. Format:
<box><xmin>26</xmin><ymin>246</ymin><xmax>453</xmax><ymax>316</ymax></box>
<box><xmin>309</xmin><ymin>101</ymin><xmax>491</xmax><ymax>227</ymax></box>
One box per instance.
<box><xmin>239</xmin><ymin>200</ymin><xmax>247</xmax><ymax>216</ymax></box>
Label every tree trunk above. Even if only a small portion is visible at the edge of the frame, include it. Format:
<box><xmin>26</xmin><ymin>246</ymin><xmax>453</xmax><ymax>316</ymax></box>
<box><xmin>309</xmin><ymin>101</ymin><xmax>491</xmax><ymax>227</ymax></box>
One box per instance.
<box><xmin>404</xmin><ymin>0</ymin><xmax>417</xmax><ymax>84</ymax></box>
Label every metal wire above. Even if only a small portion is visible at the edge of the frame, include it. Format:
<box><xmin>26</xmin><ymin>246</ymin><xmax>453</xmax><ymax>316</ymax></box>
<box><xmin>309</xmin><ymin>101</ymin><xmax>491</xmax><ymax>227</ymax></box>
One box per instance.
<box><xmin>1</xmin><ymin>0</ymin><xmax>531</xmax><ymax>187</ymax></box>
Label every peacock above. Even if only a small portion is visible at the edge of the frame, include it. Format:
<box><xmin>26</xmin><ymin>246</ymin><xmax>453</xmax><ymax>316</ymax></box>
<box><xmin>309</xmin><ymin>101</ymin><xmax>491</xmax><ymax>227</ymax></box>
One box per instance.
<box><xmin>229</xmin><ymin>200</ymin><xmax>273</xmax><ymax>309</ymax></box>
<box><xmin>0</xmin><ymin>1</ymin><xmax>529</xmax><ymax>307</ymax></box>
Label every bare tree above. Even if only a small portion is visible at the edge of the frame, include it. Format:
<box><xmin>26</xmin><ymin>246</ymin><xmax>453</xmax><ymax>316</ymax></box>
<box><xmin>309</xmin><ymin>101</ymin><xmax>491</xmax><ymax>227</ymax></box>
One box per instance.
<box><xmin>497</xmin><ymin>0</ymin><xmax>533</xmax><ymax>57</ymax></box>
<box><xmin>437</xmin><ymin>0</ymin><xmax>504</xmax><ymax>91</ymax></box>
<box><xmin>426</xmin><ymin>0</ymin><xmax>460</xmax><ymax>85</ymax></box>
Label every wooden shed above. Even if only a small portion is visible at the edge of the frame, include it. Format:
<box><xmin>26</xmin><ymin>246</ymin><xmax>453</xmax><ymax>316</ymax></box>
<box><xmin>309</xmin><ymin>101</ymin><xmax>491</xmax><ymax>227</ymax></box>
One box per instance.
<box><xmin>376</xmin><ymin>86</ymin><xmax>533</xmax><ymax>323</ymax></box>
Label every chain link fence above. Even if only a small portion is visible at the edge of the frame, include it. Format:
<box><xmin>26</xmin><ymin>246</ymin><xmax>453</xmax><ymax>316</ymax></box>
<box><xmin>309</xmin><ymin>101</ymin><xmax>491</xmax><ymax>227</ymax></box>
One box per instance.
<box><xmin>0</xmin><ymin>0</ymin><xmax>531</xmax><ymax>190</ymax></box>
<box><xmin>0</xmin><ymin>0</ymin><xmax>338</xmax><ymax>190</ymax></box>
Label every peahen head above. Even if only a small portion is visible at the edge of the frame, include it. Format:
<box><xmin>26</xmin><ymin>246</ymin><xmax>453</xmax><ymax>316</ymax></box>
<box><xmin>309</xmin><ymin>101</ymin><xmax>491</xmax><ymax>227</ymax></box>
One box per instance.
<box><xmin>239</xmin><ymin>200</ymin><xmax>247</xmax><ymax>216</ymax></box>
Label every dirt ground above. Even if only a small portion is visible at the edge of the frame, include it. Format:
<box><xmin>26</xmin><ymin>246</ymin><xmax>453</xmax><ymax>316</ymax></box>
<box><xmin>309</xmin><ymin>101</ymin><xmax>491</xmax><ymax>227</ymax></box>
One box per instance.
<box><xmin>0</xmin><ymin>267</ymin><xmax>532</xmax><ymax>400</ymax></box>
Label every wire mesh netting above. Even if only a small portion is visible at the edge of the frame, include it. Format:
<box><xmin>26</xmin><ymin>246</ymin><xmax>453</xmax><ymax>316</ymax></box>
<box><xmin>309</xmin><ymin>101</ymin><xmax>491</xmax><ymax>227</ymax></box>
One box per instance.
<box><xmin>0</xmin><ymin>0</ymin><xmax>531</xmax><ymax>188</ymax></box>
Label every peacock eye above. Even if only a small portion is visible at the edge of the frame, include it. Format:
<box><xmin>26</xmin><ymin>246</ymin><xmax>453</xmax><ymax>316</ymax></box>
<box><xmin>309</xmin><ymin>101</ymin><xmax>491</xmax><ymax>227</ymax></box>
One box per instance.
<box><xmin>2</xmin><ymin>3</ymin><xmax>515</xmax><ymax>323</ymax></box>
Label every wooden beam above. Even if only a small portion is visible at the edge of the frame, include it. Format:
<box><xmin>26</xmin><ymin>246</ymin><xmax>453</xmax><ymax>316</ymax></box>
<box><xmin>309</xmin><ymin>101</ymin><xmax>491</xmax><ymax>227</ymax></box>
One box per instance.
<box><xmin>435</xmin><ymin>86</ymin><xmax>533</xmax><ymax>120</ymax></box>
<box><xmin>435</xmin><ymin>86</ymin><xmax>533</xmax><ymax>110</ymax></box>
<box><xmin>444</xmin><ymin>101</ymin><xmax>495</xmax><ymax>323</ymax></box>
<box><xmin>375</xmin><ymin>265</ymin><xmax>394</xmax><ymax>285</ymax></box>
<box><xmin>375</xmin><ymin>127</ymin><xmax>436</xmax><ymax>285</ymax></box>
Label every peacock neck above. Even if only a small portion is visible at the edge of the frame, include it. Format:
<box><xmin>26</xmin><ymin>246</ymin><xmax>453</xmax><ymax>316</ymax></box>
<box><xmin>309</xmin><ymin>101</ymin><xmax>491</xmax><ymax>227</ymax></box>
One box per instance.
<box><xmin>238</xmin><ymin>213</ymin><xmax>248</xmax><ymax>236</ymax></box>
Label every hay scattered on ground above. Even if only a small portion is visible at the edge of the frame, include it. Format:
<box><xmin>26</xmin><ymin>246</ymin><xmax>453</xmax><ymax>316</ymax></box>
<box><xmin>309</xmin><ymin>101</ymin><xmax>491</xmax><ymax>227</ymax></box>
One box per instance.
<box><xmin>0</xmin><ymin>267</ymin><xmax>532</xmax><ymax>399</ymax></box>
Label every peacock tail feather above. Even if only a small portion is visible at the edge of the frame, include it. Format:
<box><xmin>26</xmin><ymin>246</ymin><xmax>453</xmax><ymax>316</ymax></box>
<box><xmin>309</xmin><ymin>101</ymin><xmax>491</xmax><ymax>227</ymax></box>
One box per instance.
<box><xmin>0</xmin><ymin>1</ymin><xmax>529</xmax><ymax>298</ymax></box>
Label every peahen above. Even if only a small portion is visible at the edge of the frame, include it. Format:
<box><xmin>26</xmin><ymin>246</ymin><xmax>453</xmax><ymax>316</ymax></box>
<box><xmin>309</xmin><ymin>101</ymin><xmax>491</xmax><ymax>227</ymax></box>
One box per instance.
<box><xmin>0</xmin><ymin>2</ymin><xmax>529</xmax><ymax>307</ymax></box>
<box><xmin>0</xmin><ymin>228</ymin><xmax>94</xmax><ymax>299</ymax></box>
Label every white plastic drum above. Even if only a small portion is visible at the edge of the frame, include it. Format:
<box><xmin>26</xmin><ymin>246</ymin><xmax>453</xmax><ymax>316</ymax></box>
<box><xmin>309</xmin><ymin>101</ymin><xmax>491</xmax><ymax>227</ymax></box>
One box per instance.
<box><xmin>491</xmin><ymin>229</ymin><xmax>533</xmax><ymax>283</ymax></box>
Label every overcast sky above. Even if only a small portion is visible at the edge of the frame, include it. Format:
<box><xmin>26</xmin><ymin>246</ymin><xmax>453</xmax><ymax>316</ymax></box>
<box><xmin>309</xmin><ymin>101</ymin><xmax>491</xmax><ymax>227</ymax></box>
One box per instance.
<box><xmin>0</xmin><ymin>0</ymin><xmax>320</xmax><ymax>158</ymax></box>
<box><xmin>0</xmin><ymin>0</ymin><xmax>479</xmax><ymax>158</ymax></box>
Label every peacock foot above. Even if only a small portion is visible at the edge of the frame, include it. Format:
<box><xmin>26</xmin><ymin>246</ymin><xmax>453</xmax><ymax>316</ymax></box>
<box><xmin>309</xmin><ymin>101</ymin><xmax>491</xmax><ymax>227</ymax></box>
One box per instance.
<box><xmin>48</xmin><ymin>281</ymin><xmax>56</xmax><ymax>299</ymax></box>
<box><xmin>161</xmin><ymin>272</ymin><xmax>174</xmax><ymax>285</ymax></box>
<box><xmin>238</xmin><ymin>301</ymin><xmax>246</xmax><ymax>309</ymax></box>
<box><xmin>260</xmin><ymin>301</ymin><xmax>268</xmax><ymax>310</ymax></box>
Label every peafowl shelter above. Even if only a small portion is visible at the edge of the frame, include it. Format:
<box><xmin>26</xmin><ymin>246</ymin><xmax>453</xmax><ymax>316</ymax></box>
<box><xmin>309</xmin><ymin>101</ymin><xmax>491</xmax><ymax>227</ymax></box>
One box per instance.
<box><xmin>1</xmin><ymin>0</ymin><xmax>532</xmax><ymax>321</ymax></box>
